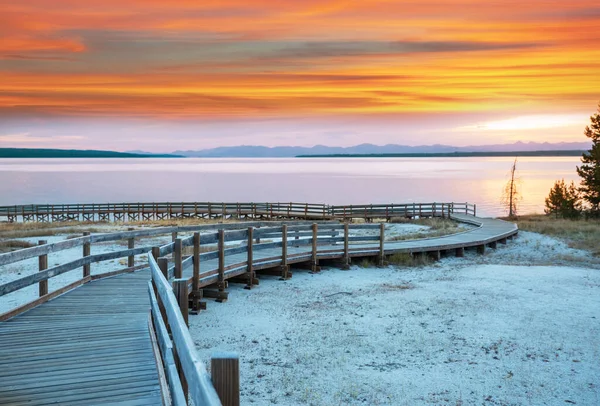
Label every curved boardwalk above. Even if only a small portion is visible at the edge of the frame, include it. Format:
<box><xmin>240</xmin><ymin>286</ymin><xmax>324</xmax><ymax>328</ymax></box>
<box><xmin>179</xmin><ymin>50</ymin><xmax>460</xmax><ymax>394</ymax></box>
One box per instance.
<box><xmin>0</xmin><ymin>210</ymin><xmax>517</xmax><ymax>405</ymax></box>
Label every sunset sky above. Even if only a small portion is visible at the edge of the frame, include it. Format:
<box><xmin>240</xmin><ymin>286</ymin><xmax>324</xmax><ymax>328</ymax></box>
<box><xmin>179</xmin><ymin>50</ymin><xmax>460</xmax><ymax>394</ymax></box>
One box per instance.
<box><xmin>1</xmin><ymin>0</ymin><xmax>599</xmax><ymax>151</ymax></box>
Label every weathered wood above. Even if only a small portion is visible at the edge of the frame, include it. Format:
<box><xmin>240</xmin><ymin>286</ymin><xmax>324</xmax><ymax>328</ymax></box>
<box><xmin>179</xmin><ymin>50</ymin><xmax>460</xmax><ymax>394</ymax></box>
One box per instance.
<box><xmin>38</xmin><ymin>240</ymin><xmax>48</xmax><ymax>297</ymax></box>
<box><xmin>192</xmin><ymin>232</ymin><xmax>201</xmax><ymax>311</ymax></box>
<box><xmin>152</xmin><ymin>246</ymin><xmax>160</xmax><ymax>261</ymax></box>
<box><xmin>147</xmin><ymin>313</ymin><xmax>172</xmax><ymax>406</ymax></box>
<box><xmin>173</xmin><ymin>279</ymin><xmax>189</xmax><ymax>327</ymax></box>
<box><xmin>455</xmin><ymin>247</ymin><xmax>465</xmax><ymax>257</ymax></box>
<box><xmin>311</xmin><ymin>223</ymin><xmax>318</xmax><ymax>273</ymax></box>
<box><xmin>149</xmin><ymin>256</ymin><xmax>225</xmax><ymax>406</ymax></box>
<box><xmin>174</xmin><ymin>238</ymin><xmax>183</xmax><ymax>279</ymax></box>
<box><xmin>83</xmin><ymin>232</ymin><xmax>91</xmax><ymax>278</ymax></box>
<box><xmin>477</xmin><ymin>244</ymin><xmax>486</xmax><ymax>254</ymax></box>
<box><xmin>342</xmin><ymin>224</ymin><xmax>350</xmax><ymax>269</ymax></box>
<box><xmin>128</xmin><ymin>227</ymin><xmax>135</xmax><ymax>268</ymax></box>
<box><xmin>211</xmin><ymin>352</ymin><xmax>240</xmax><ymax>406</ymax></box>
<box><xmin>379</xmin><ymin>223</ymin><xmax>385</xmax><ymax>267</ymax></box>
<box><xmin>217</xmin><ymin>230</ymin><xmax>226</xmax><ymax>302</ymax></box>
<box><xmin>245</xmin><ymin>227</ymin><xmax>254</xmax><ymax>290</ymax></box>
<box><xmin>0</xmin><ymin>276</ymin><xmax>90</xmax><ymax>322</ymax></box>
<box><xmin>90</xmin><ymin>264</ymin><xmax>147</xmax><ymax>280</ymax></box>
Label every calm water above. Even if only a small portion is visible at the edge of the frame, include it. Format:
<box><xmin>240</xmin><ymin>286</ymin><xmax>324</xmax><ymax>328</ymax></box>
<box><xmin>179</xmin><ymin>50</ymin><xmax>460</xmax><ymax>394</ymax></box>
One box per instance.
<box><xmin>0</xmin><ymin>157</ymin><xmax>581</xmax><ymax>217</ymax></box>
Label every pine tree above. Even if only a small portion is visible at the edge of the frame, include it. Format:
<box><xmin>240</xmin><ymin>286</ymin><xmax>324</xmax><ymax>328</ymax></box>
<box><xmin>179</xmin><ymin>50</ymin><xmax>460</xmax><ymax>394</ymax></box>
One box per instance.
<box><xmin>576</xmin><ymin>102</ymin><xmax>600</xmax><ymax>215</ymax></box>
<box><xmin>544</xmin><ymin>179</ymin><xmax>581</xmax><ymax>219</ymax></box>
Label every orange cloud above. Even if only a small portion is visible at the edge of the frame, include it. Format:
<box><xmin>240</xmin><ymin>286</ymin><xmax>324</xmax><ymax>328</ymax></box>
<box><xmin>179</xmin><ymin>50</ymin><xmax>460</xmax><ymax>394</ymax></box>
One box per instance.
<box><xmin>0</xmin><ymin>0</ymin><xmax>598</xmax><ymax>125</ymax></box>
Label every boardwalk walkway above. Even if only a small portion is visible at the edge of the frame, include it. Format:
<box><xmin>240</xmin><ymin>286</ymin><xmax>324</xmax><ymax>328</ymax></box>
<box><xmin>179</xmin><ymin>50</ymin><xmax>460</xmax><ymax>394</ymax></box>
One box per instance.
<box><xmin>0</xmin><ymin>211</ymin><xmax>517</xmax><ymax>405</ymax></box>
<box><xmin>0</xmin><ymin>271</ymin><xmax>162</xmax><ymax>406</ymax></box>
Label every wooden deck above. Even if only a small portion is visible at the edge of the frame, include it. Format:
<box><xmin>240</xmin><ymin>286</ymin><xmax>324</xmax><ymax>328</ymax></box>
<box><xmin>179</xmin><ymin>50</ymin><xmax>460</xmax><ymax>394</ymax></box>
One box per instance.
<box><xmin>180</xmin><ymin>213</ymin><xmax>517</xmax><ymax>285</ymax></box>
<box><xmin>0</xmin><ymin>271</ymin><xmax>163</xmax><ymax>406</ymax></box>
<box><xmin>0</xmin><ymin>211</ymin><xmax>516</xmax><ymax>405</ymax></box>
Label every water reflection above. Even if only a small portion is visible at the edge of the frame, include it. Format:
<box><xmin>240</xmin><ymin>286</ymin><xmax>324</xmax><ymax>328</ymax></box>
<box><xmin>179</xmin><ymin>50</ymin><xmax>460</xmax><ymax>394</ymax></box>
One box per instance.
<box><xmin>0</xmin><ymin>157</ymin><xmax>582</xmax><ymax>217</ymax></box>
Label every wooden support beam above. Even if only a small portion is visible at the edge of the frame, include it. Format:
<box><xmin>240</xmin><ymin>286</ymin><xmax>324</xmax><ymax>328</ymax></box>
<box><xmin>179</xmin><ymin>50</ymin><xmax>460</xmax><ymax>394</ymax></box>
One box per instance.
<box><xmin>499</xmin><ymin>238</ymin><xmax>507</xmax><ymax>245</ymax></box>
<box><xmin>174</xmin><ymin>238</ymin><xmax>183</xmax><ymax>279</ymax></box>
<box><xmin>173</xmin><ymin>279</ymin><xmax>189</xmax><ymax>327</ymax></box>
<box><xmin>217</xmin><ymin>230</ymin><xmax>227</xmax><ymax>302</ymax></box>
<box><xmin>428</xmin><ymin>250</ymin><xmax>441</xmax><ymax>261</ymax></box>
<box><xmin>38</xmin><ymin>240</ymin><xmax>48</xmax><ymax>297</ymax></box>
<box><xmin>455</xmin><ymin>247</ymin><xmax>464</xmax><ymax>257</ymax></box>
<box><xmin>152</xmin><ymin>246</ymin><xmax>160</xmax><ymax>261</ymax></box>
<box><xmin>311</xmin><ymin>223</ymin><xmax>319</xmax><ymax>273</ymax></box>
<box><xmin>341</xmin><ymin>223</ymin><xmax>350</xmax><ymax>270</ymax></box>
<box><xmin>82</xmin><ymin>232</ymin><xmax>90</xmax><ymax>278</ymax></box>
<box><xmin>477</xmin><ymin>244</ymin><xmax>486</xmax><ymax>255</ymax></box>
<box><xmin>127</xmin><ymin>227</ymin><xmax>135</xmax><ymax>268</ymax></box>
<box><xmin>378</xmin><ymin>223</ymin><xmax>385</xmax><ymax>267</ymax></box>
<box><xmin>244</xmin><ymin>227</ymin><xmax>254</xmax><ymax>290</ymax></box>
<box><xmin>192</xmin><ymin>232</ymin><xmax>201</xmax><ymax>311</ymax></box>
<box><xmin>489</xmin><ymin>241</ymin><xmax>498</xmax><ymax>249</ymax></box>
<box><xmin>211</xmin><ymin>352</ymin><xmax>240</xmax><ymax>406</ymax></box>
<box><xmin>157</xmin><ymin>257</ymin><xmax>169</xmax><ymax>280</ymax></box>
<box><xmin>280</xmin><ymin>224</ymin><xmax>290</xmax><ymax>280</ymax></box>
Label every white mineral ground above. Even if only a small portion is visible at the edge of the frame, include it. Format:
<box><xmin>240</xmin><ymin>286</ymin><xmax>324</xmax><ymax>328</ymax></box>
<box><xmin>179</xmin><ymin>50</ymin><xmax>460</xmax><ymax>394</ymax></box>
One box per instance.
<box><xmin>1</xmin><ymin>223</ymin><xmax>599</xmax><ymax>405</ymax></box>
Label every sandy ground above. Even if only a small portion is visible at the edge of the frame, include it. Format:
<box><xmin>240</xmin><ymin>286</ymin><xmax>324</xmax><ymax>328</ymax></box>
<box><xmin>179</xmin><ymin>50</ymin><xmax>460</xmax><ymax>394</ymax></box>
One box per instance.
<box><xmin>190</xmin><ymin>231</ymin><xmax>600</xmax><ymax>405</ymax></box>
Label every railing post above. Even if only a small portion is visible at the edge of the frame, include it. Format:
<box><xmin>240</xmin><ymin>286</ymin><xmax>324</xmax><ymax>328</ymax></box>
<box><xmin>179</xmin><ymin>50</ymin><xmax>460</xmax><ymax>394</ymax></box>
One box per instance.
<box><xmin>174</xmin><ymin>279</ymin><xmax>189</xmax><ymax>327</ymax></box>
<box><xmin>192</xmin><ymin>232</ymin><xmax>201</xmax><ymax>310</ymax></box>
<box><xmin>311</xmin><ymin>223</ymin><xmax>319</xmax><ymax>273</ymax></box>
<box><xmin>152</xmin><ymin>246</ymin><xmax>160</xmax><ymax>261</ymax></box>
<box><xmin>83</xmin><ymin>232</ymin><xmax>90</xmax><ymax>277</ymax></box>
<box><xmin>441</xmin><ymin>203</ymin><xmax>445</xmax><ymax>219</ymax></box>
<box><xmin>38</xmin><ymin>240</ymin><xmax>48</xmax><ymax>296</ymax></box>
<box><xmin>127</xmin><ymin>227</ymin><xmax>135</xmax><ymax>268</ymax></box>
<box><xmin>379</xmin><ymin>223</ymin><xmax>385</xmax><ymax>267</ymax></box>
<box><xmin>157</xmin><ymin>256</ymin><xmax>169</xmax><ymax>280</ymax></box>
<box><xmin>245</xmin><ymin>227</ymin><xmax>254</xmax><ymax>289</ymax></box>
<box><xmin>465</xmin><ymin>202</ymin><xmax>468</xmax><ymax>215</ymax></box>
<box><xmin>281</xmin><ymin>224</ymin><xmax>289</xmax><ymax>280</ymax></box>
<box><xmin>217</xmin><ymin>229</ymin><xmax>226</xmax><ymax>301</ymax></box>
<box><xmin>474</xmin><ymin>204</ymin><xmax>477</xmax><ymax>217</ymax></box>
<box><xmin>342</xmin><ymin>224</ymin><xmax>350</xmax><ymax>269</ymax></box>
<box><xmin>172</xmin><ymin>231</ymin><xmax>178</xmax><ymax>242</ymax></box>
<box><xmin>211</xmin><ymin>352</ymin><xmax>240</xmax><ymax>406</ymax></box>
<box><xmin>174</xmin><ymin>238</ymin><xmax>183</xmax><ymax>279</ymax></box>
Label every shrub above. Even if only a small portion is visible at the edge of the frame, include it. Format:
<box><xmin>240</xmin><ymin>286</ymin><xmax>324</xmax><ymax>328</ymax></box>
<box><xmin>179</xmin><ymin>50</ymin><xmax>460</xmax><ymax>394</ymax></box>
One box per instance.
<box><xmin>544</xmin><ymin>179</ymin><xmax>582</xmax><ymax>219</ymax></box>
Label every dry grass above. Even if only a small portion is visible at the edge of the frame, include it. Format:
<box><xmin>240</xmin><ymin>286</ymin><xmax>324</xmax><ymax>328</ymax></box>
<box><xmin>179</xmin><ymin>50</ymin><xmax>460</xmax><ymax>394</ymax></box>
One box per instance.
<box><xmin>0</xmin><ymin>217</ymin><xmax>239</xmax><ymax>239</ymax></box>
<box><xmin>387</xmin><ymin>252</ymin><xmax>433</xmax><ymax>267</ymax></box>
<box><xmin>0</xmin><ymin>222</ymin><xmax>112</xmax><ymax>239</ymax></box>
<box><xmin>0</xmin><ymin>240</ymin><xmax>35</xmax><ymax>253</ymax></box>
<box><xmin>387</xmin><ymin>217</ymin><xmax>461</xmax><ymax>242</ymax></box>
<box><xmin>515</xmin><ymin>215</ymin><xmax>600</xmax><ymax>256</ymax></box>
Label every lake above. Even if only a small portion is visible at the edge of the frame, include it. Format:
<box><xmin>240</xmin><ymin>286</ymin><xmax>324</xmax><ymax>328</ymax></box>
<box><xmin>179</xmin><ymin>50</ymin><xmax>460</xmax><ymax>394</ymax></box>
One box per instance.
<box><xmin>0</xmin><ymin>157</ymin><xmax>582</xmax><ymax>217</ymax></box>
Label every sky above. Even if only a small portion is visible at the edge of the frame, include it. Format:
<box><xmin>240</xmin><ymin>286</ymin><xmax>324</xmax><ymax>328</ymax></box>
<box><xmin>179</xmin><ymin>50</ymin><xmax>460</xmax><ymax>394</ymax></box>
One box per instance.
<box><xmin>1</xmin><ymin>0</ymin><xmax>599</xmax><ymax>152</ymax></box>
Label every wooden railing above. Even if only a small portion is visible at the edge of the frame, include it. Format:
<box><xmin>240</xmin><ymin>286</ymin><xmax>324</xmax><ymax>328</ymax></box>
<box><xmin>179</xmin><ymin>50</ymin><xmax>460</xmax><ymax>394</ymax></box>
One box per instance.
<box><xmin>0</xmin><ymin>201</ymin><xmax>476</xmax><ymax>222</ymax></box>
<box><xmin>148</xmin><ymin>254</ymin><xmax>222</xmax><ymax>406</ymax></box>
<box><xmin>0</xmin><ymin>220</ymin><xmax>331</xmax><ymax>321</ymax></box>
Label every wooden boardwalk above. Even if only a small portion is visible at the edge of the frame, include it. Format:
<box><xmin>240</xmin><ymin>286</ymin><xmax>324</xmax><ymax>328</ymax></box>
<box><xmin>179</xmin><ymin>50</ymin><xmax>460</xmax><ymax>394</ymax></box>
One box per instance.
<box><xmin>0</xmin><ymin>210</ymin><xmax>516</xmax><ymax>405</ymax></box>
<box><xmin>0</xmin><ymin>271</ymin><xmax>163</xmax><ymax>406</ymax></box>
<box><xmin>180</xmin><ymin>213</ymin><xmax>517</xmax><ymax>285</ymax></box>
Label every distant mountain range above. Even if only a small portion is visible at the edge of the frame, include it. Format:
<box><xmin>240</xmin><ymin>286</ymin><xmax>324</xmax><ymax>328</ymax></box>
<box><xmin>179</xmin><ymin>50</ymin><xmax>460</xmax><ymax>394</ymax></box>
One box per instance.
<box><xmin>140</xmin><ymin>141</ymin><xmax>591</xmax><ymax>157</ymax></box>
<box><xmin>0</xmin><ymin>148</ymin><xmax>181</xmax><ymax>159</ymax></box>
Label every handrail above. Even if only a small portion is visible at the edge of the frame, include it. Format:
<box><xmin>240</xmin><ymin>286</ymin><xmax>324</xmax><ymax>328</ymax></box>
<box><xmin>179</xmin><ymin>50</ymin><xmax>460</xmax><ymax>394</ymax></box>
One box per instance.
<box><xmin>0</xmin><ymin>201</ymin><xmax>476</xmax><ymax>222</ymax></box>
<box><xmin>149</xmin><ymin>254</ymin><xmax>222</xmax><ymax>406</ymax></box>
